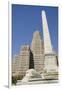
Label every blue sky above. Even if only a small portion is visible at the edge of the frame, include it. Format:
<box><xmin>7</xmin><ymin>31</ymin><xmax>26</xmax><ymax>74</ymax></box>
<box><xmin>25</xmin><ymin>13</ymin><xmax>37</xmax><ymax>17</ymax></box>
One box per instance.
<box><xmin>12</xmin><ymin>4</ymin><xmax>58</xmax><ymax>56</ymax></box>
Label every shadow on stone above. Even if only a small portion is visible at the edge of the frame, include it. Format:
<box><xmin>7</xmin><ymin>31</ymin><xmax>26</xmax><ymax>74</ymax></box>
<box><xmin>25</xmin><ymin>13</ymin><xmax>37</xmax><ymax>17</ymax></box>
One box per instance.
<box><xmin>29</xmin><ymin>50</ymin><xmax>34</xmax><ymax>69</ymax></box>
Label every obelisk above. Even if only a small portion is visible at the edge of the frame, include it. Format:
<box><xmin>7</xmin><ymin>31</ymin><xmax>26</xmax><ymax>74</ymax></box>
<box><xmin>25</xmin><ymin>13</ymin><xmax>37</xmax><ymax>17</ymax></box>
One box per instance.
<box><xmin>41</xmin><ymin>10</ymin><xmax>58</xmax><ymax>79</ymax></box>
<box><xmin>42</xmin><ymin>10</ymin><xmax>53</xmax><ymax>54</ymax></box>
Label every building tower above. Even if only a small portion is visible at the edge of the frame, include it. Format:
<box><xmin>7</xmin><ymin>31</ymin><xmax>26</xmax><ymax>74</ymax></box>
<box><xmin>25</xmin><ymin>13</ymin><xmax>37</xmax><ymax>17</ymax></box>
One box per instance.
<box><xmin>31</xmin><ymin>31</ymin><xmax>44</xmax><ymax>73</ymax></box>
<box><xmin>18</xmin><ymin>45</ymin><xmax>30</xmax><ymax>76</ymax></box>
<box><xmin>12</xmin><ymin>55</ymin><xmax>20</xmax><ymax>76</ymax></box>
<box><xmin>41</xmin><ymin>10</ymin><xmax>58</xmax><ymax>76</ymax></box>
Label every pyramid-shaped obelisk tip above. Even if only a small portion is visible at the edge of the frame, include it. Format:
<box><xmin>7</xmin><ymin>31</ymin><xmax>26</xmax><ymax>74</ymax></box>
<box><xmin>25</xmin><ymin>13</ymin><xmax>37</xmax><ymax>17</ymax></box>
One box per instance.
<box><xmin>41</xmin><ymin>10</ymin><xmax>45</xmax><ymax>16</ymax></box>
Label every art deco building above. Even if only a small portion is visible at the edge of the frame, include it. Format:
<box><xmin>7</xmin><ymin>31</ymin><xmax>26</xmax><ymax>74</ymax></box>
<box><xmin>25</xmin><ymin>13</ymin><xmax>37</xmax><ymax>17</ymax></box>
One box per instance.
<box><xmin>12</xmin><ymin>45</ymin><xmax>30</xmax><ymax>76</ymax></box>
<box><xmin>12</xmin><ymin>55</ymin><xmax>20</xmax><ymax>76</ymax></box>
<box><xmin>18</xmin><ymin>45</ymin><xmax>30</xmax><ymax>76</ymax></box>
<box><xmin>31</xmin><ymin>31</ymin><xmax>44</xmax><ymax>73</ymax></box>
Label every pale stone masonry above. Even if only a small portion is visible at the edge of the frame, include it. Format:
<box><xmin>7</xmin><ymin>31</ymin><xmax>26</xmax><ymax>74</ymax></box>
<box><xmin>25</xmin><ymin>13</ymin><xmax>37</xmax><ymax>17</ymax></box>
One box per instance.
<box><xmin>12</xmin><ymin>31</ymin><xmax>44</xmax><ymax>76</ymax></box>
<box><xmin>18</xmin><ymin>45</ymin><xmax>30</xmax><ymax>76</ymax></box>
<box><xmin>12</xmin><ymin>45</ymin><xmax>30</xmax><ymax>76</ymax></box>
<box><xmin>12</xmin><ymin>55</ymin><xmax>20</xmax><ymax>76</ymax></box>
<box><xmin>12</xmin><ymin>10</ymin><xmax>58</xmax><ymax>79</ymax></box>
<box><xmin>42</xmin><ymin>10</ymin><xmax>58</xmax><ymax>73</ymax></box>
<box><xmin>31</xmin><ymin>31</ymin><xmax>44</xmax><ymax>73</ymax></box>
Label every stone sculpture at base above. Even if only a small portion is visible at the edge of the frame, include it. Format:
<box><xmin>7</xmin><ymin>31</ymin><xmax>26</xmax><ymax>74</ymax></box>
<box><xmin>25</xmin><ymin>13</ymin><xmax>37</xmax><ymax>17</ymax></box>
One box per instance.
<box><xmin>21</xmin><ymin>69</ymin><xmax>42</xmax><ymax>82</ymax></box>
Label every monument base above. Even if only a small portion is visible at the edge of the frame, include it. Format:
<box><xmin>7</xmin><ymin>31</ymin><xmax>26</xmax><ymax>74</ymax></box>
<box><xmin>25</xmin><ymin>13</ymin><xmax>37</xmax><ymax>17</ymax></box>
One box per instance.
<box><xmin>16</xmin><ymin>69</ymin><xmax>58</xmax><ymax>85</ymax></box>
<box><xmin>42</xmin><ymin>71</ymin><xmax>58</xmax><ymax>80</ymax></box>
<box><xmin>42</xmin><ymin>53</ymin><xmax>58</xmax><ymax>79</ymax></box>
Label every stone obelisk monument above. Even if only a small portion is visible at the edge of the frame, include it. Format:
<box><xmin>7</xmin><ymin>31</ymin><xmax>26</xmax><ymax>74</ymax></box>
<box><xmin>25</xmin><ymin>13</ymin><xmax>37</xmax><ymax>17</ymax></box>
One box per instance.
<box><xmin>41</xmin><ymin>10</ymin><xmax>58</xmax><ymax>79</ymax></box>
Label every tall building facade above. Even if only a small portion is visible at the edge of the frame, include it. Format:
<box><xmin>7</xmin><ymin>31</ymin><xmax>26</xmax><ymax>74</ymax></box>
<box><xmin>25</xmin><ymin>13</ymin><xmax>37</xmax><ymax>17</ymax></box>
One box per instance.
<box><xmin>12</xmin><ymin>55</ymin><xmax>20</xmax><ymax>76</ymax></box>
<box><xmin>31</xmin><ymin>31</ymin><xmax>44</xmax><ymax>73</ymax></box>
<box><xmin>18</xmin><ymin>45</ymin><xmax>30</xmax><ymax>76</ymax></box>
<box><xmin>12</xmin><ymin>45</ymin><xmax>30</xmax><ymax>76</ymax></box>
